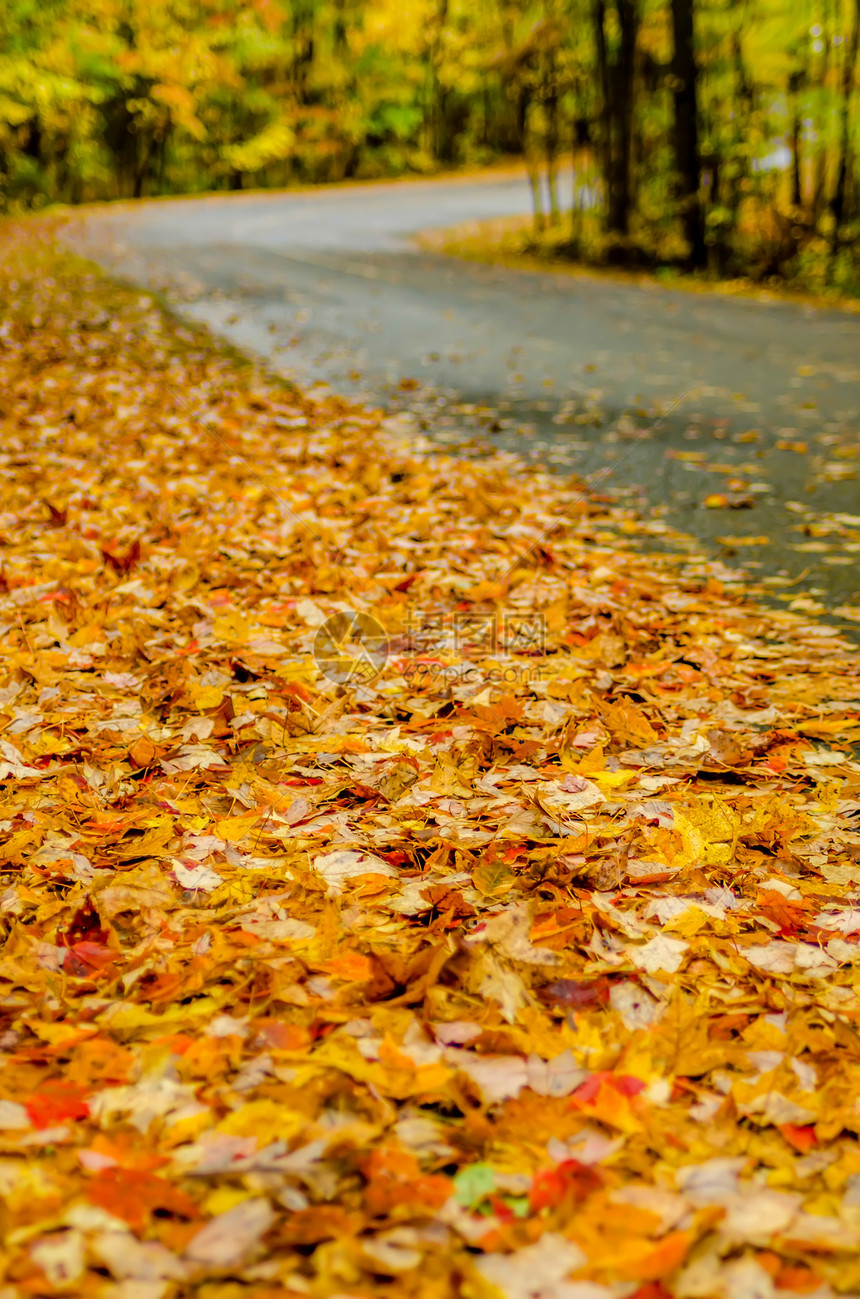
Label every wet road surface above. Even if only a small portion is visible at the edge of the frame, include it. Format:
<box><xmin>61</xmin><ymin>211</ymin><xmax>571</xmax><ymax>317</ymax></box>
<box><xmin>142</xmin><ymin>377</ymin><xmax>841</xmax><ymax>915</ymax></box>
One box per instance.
<box><xmin>68</xmin><ymin>168</ymin><xmax>860</xmax><ymax>631</ymax></box>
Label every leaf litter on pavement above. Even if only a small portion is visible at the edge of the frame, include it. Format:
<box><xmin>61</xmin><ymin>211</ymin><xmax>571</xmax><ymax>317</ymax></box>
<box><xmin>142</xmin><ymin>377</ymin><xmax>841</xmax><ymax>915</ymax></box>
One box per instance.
<box><xmin>1</xmin><ymin>223</ymin><xmax>860</xmax><ymax>1299</ymax></box>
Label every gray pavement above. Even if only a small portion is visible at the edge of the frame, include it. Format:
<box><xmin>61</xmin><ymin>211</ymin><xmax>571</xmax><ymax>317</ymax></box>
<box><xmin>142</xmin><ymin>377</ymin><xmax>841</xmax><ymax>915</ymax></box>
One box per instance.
<box><xmin>68</xmin><ymin>168</ymin><xmax>860</xmax><ymax>631</ymax></box>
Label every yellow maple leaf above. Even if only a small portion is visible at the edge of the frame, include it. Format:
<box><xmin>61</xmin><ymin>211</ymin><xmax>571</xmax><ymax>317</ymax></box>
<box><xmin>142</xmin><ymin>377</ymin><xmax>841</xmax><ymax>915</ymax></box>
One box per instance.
<box><xmin>188</xmin><ymin>681</ymin><xmax>224</xmax><ymax>710</ymax></box>
<box><xmin>209</xmin><ymin>877</ymin><xmax>256</xmax><ymax>907</ymax></box>
<box><xmin>472</xmin><ymin>859</ymin><xmax>515</xmax><ymax>897</ymax></box>
<box><xmin>218</xmin><ymin>1100</ymin><xmax>307</xmax><ymax>1144</ymax></box>
<box><xmin>212</xmin><ymin>609</ymin><xmax>251</xmax><ymax>643</ymax></box>
<box><xmin>663</xmin><ymin>904</ymin><xmax>709</xmax><ymax>937</ymax></box>
<box><xmin>215</xmin><ymin>811</ymin><xmax>264</xmax><ymax>842</ymax></box>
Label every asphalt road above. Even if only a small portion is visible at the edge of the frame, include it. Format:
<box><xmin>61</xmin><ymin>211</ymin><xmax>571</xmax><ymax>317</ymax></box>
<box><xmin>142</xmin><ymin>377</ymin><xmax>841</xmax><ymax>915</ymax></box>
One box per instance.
<box><xmin>69</xmin><ymin>169</ymin><xmax>860</xmax><ymax>629</ymax></box>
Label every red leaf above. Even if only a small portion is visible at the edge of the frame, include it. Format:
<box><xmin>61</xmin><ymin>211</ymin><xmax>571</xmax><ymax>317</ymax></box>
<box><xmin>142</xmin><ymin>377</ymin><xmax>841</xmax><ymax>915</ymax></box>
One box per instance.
<box><xmin>631</xmin><ymin>1285</ymin><xmax>673</xmax><ymax>1299</ymax></box>
<box><xmin>529</xmin><ymin>1160</ymin><xmax>601</xmax><ymax>1211</ymax></box>
<box><xmin>64</xmin><ymin>941</ymin><xmax>117</xmax><ymax>977</ymax></box>
<box><xmin>572</xmin><ymin>1071</ymin><xmax>645</xmax><ymax>1103</ymax></box>
<box><xmin>101</xmin><ymin>537</ymin><xmax>141</xmax><ymax>574</ymax></box>
<box><xmin>59</xmin><ymin>899</ymin><xmax>109</xmax><ymax>948</ymax></box>
<box><xmin>26</xmin><ymin>1081</ymin><xmax>90</xmax><ymax>1129</ymax></box>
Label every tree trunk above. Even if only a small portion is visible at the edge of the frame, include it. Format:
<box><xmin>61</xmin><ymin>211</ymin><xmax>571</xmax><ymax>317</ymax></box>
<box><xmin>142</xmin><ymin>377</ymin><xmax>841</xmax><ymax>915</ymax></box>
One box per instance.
<box><xmin>525</xmin><ymin>98</ymin><xmax>545</xmax><ymax>233</ymax></box>
<box><xmin>592</xmin><ymin>0</ymin><xmax>613</xmax><ymax>215</ymax></box>
<box><xmin>132</xmin><ymin>135</ymin><xmax>154</xmax><ymax>199</ymax></box>
<box><xmin>812</xmin><ymin>0</ymin><xmax>832</xmax><ymax>219</ymax></box>
<box><xmin>157</xmin><ymin>131</ymin><xmax>168</xmax><ymax>193</ymax></box>
<box><xmin>670</xmin><ymin>0</ymin><xmax>705</xmax><ymax>266</ymax></box>
<box><xmin>612</xmin><ymin>0</ymin><xmax>638</xmax><ymax>237</ymax></box>
<box><xmin>592</xmin><ymin>0</ymin><xmax>639</xmax><ymax>240</ymax></box>
<box><xmin>544</xmin><ymin>54</ymin><xmax>561</xmax><ymax>224</ymax></box>
<box><xmin>528</xmin><ymin>163</ymin><xmax>546</xmax><ymax>232</ymax></box>
<box><xmin>715</xmin><ymin>28</ymin><xmax>751</xmax><ymax>263</ymax></box>
<box><xmin>830</xmin><ymin>0</ymin><xmax>860</xmax><ymax>251</ymax></box>
<box><xmin>429</xmin><ymin>0</ymin><xmax>450</xmax><ymax>160</ymax></box>
<box><xmin>790</xmin><ymin>105</ymin><xmax>802</xmax><ymax>209</ymax></box>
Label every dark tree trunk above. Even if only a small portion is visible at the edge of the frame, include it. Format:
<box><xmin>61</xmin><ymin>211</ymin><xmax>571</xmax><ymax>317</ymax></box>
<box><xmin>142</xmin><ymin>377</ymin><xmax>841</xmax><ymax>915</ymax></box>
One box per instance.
<box><xmin>831</xmin><ymin>0</ymin><xmax>860</xmax><ymax>250</ymax></box>
<box><xmin>812</xmin><ymin>0</ymin><xmax>832</xmax><ymax>219</ymax></box>
<box><xmin>544</xmin><ymin>49</ymin><xmax>561</xmax><ymax>223</ymax></box>
<box><xmin>592</xmin><ymin>0</ymin><xmax>639</xmax><ymax>240</ymax></box>
<box><xmin>515</xmin><ymin>84</ymin><xmax>529</xmax><ymax>153</ymax></box>
<box><xmin>790</xmin><ymin>107</ymin><xmax>802</xmax><ymax>209</ymax></box>
<box><xmin>133</xmin><ymin>153</ymin><xmax>147</xmax><ymax>199</ymax></box>
<box><xmin>157</xmin><ymin>132</ymin><xmax>168</xmax><ymax>193</ymax></box>
<box><xmin>670</xmin><ymin>0</ymin><xmax>705</xmax><ymax>266</ymax></box>
<box><xmin>22</xmin><ymin>121</ymin><xmax>41</xmax><ymax>161</ymax></box>
<box><xmin>593</xmin><ymin>0</ymin><xmax>612</xmax><ymax>204</ymax></box>
<box><xmin>429</xmin><ymin>0</ymin><xmax>450</xmax><ymax>160</ymax></box>
<box><xmin>612</xmin><ymin>0</ymin><xmax>638</xmax><ymax>237</ymax></box>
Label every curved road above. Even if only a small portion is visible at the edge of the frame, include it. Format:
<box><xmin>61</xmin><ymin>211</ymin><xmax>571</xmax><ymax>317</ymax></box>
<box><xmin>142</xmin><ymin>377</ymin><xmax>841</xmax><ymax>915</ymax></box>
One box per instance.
<box><xmin>71</xmin><ymin>169</ymin><xmax>860</xmax><ymax>627</ymax></box>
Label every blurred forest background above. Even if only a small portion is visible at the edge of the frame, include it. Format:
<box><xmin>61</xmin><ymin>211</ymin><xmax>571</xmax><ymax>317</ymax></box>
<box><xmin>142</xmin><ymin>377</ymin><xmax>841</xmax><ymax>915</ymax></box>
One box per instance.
<box><xmin>2</xmin><ymin>0</ymin><xmax>860</xmax><ymax>289</ymax></box>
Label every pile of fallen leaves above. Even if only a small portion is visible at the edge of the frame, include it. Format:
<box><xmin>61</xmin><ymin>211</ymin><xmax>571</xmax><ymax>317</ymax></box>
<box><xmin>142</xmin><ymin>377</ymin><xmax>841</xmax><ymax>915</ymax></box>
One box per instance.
<box><xmin>1</xmin><ymin>222</ymin><xmax>860</xmax><ymax>1299</ymax></box>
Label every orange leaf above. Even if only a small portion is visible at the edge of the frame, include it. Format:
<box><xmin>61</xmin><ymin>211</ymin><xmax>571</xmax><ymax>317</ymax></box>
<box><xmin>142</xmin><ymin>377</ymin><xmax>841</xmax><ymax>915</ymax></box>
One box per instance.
<box><xmin>779</xmin><ymin>1123</ymin><xmax>817</xmax><ymax>1153</ymax></box>
<box><xmin>627</xmin><ymin>1233</ymin><xmax>691</xmax><ymax>1282</ymax></box>
<box><xmin>86</xmin><ymin>1168</ymin><xmax>200</xmax><ymax>1231</ymax></box>
<box><xmin>776</xmin><ymin>1266</ymin><xmax>823</xmax><ymax>1293</ymax></box>
<box><xmin>361</xmin><ymin>1147</ymin><xmax>450</xmax><ymax>1216</ymax></box>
